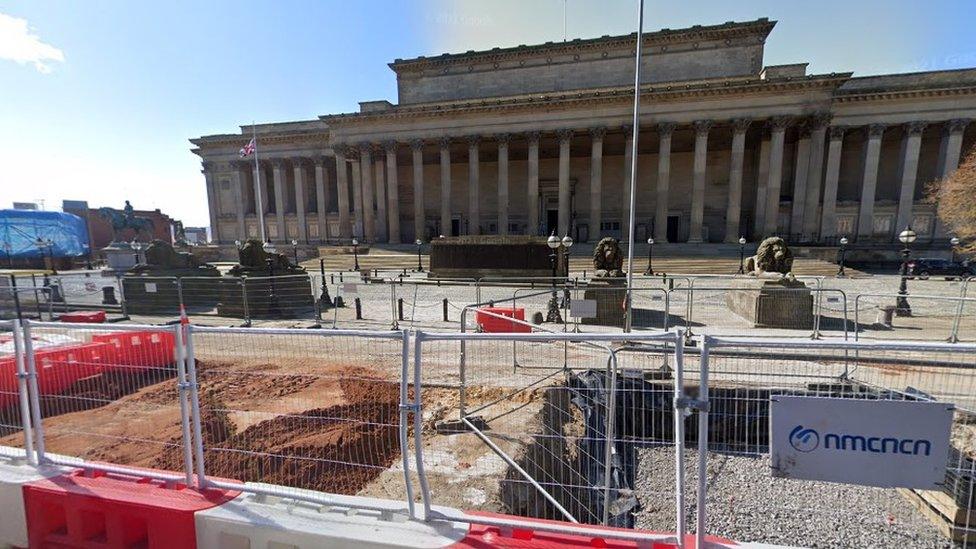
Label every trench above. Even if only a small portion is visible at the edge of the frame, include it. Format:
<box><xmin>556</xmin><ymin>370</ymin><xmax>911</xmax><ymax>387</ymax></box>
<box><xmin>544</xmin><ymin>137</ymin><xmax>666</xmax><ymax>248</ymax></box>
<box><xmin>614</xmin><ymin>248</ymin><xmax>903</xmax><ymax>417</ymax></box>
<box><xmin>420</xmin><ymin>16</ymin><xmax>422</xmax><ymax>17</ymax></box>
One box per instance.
<box><xmin>503</xmin><ymin>369</ymin><xmax>975</xmax><ymax>527</ymax></box>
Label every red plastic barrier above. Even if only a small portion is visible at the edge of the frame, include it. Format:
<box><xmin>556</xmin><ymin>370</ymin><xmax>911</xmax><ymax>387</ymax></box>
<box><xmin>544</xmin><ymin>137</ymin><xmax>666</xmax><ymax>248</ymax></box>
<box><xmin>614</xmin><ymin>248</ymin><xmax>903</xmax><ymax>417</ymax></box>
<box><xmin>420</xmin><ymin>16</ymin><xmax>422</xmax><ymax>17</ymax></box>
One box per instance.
<box><xmin>60</xmin><ymin>310</ymin><xmax>107</xmax><ymax>323</ymax></box>
<box><xmin>92</xmin><ymin>331</ymin><xmax>176</xmax><ymax>372</ymax></box>
<box><xmin>0</xmin><ymin>357</ymin><xmax>17</xmax><ymax>410</ymax></box>
<box><xmin>32</xmin><ymin>342</ymin><xmax>112</xmax><ymax>395</ymax></box>
<box><xmin>476</xmin><ymin>307</ymin><xmax>531</xmax><ymax>333</ymax></box>
<box><xmin>23</xmin><ymin>469</ymin><xmax>240</xmax><ymax>549</ymax></box>
<box><xmin>452</xmin><ymin>511</ymin><xmax>739</xmax><ymax>548</ymax></box>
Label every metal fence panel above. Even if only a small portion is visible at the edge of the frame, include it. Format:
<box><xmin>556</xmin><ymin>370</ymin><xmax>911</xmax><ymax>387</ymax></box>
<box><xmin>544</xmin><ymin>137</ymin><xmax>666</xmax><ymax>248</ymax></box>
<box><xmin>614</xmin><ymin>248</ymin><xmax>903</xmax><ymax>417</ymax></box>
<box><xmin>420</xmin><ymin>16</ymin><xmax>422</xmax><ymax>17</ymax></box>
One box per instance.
<box><xmin>0</xmin><ymin>319</ymin><xmax>33</xmax><ymax>461</ymax></box>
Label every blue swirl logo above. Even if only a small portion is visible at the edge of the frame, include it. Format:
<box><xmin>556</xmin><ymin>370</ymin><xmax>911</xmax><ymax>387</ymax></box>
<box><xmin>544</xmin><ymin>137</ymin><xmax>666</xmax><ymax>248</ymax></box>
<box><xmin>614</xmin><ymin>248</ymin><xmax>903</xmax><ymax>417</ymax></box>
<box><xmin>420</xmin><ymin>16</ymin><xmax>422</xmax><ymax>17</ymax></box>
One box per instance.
<box><xmin>789</xmin><ymin>425</ymin><xmax>820</xmax><ymax>452</ymax></box>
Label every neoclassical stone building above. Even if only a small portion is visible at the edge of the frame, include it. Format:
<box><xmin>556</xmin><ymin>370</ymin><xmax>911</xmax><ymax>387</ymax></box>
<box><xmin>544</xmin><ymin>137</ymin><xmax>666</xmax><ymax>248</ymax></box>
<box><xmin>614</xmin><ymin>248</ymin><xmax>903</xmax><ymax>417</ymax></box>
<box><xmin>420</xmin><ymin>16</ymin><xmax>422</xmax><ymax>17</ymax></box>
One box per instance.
<box><xmin>191</xmin><ymin>18</ymin><xmax>976</xmax><ymax>247</ymax></box>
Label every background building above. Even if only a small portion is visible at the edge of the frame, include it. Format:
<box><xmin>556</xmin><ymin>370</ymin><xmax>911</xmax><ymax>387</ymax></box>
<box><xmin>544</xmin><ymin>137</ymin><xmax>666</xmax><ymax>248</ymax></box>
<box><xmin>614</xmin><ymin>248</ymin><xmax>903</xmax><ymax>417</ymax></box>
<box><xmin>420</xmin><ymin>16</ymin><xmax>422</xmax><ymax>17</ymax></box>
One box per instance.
<box><xmin>191</xmin><ymin>18</ymin><xmax>976</xmax><ymax>247</ymax></box>
<box><xmin>62</xmin><ymin>200</ymin><xmax>179</xmax><ymax>249</ymax></box>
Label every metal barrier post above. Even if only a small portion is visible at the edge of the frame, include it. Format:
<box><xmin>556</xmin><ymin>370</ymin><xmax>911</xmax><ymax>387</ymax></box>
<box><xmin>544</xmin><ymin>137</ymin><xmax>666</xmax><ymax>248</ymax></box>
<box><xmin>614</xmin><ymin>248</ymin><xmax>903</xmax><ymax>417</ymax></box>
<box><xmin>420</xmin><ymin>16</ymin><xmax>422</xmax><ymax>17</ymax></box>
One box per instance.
<box><xmin>696</xmin><ymin>336</ymin><xmax>711</xmax><ymax>549</ymax></box>
<box><xmin>20</xmin><ymin>320</ymin><xmax>45</xmax><ymax>462</ymax></box>
<box><xmin>10</xmin><ymin>274</ymin><xmax>22</xmax><ymax>321</ymax></box>
<box><xmin>183</xmin><ymin>325</ymin><xmax>207</xmax><ymax>486</ymax></box>
<box><xmin>672</xmin><ymin>329</ymin><xmax>686</xmax><ymax>547</ymax></box>
<box><xmin>398</xmin><ymin>331</ymin><xmax>416</xmax><ymax>518</ymax></box>
<box><xmin>240</xmin><ymin>277</ymin><xmax>251</xmax><ymax>327</ymax></box>
<box><xmin>176</xmin><ymin>277</ymin><xmax>185</xmax><ymax>314</ymax></box>
<box><xmin>601</xmin><ymin>349</ymin><xmax>618</xmax><ymax>526</ymax></box>
<box><xmin>411</xmin><ymin>332</ymin><xmax>433</xmax><ymax>519</ymax></box>
<box><xmin>11</xmin><ymin>319</ymin><xmax>36</xmax><ymax>463</ymax></box>
<box><xmin>174</xmin><ymin>324</ymin><xmax>195</xmax><ymax>486</ymax></box>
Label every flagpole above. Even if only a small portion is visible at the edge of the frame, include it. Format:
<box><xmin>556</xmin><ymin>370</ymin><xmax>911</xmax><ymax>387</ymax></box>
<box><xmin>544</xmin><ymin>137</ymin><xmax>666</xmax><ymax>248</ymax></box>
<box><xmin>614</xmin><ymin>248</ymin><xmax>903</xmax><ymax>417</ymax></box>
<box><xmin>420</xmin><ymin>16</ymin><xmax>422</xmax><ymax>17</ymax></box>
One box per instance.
<box><xmin>252</xmin><ymin>122</ymin><xmax>266</xmax><ymax>242</ymax></box>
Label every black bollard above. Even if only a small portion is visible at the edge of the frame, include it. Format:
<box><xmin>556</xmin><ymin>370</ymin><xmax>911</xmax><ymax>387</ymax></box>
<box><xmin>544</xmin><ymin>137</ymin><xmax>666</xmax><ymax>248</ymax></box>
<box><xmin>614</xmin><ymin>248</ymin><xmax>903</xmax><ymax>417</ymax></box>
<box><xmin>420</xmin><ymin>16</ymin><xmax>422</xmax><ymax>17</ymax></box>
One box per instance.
<box><xmin>102</xmin><ymin>286</ymin><xmax>118</xmax><ymax>305</ymax></box>
<box><xmin>398</xmin><ymin>298</ymin><xmax>404</xmax><ymax>321</ymax></box>
<box><xmin>442</xmin><ymin>298</ymin><xmax>449</xmax><ymax>322</ymax></box>
<box><xmin>334</xmin><ymin>296</ymin><xmax>345</xmax><ymax>308</ymax></box>
<box><xmin>354</xmin><ymin>297</ymin><xmax>362</xmax><ymax>319</ymax></box>
<box><xmin>339</xmin><ymin>272</ymin><xmax>344</xmax><ymax>282</ymax></box>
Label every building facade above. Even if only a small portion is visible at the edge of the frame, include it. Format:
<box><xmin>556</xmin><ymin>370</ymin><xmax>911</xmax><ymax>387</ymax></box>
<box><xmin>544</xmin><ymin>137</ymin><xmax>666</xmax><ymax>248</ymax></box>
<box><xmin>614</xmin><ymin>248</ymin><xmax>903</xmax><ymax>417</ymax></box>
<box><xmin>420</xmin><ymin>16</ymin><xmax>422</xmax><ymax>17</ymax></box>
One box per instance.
<box><xmin>191</xmin><ymin>18</ymin><xmax>976</xmax><ymax>246</ymax></box>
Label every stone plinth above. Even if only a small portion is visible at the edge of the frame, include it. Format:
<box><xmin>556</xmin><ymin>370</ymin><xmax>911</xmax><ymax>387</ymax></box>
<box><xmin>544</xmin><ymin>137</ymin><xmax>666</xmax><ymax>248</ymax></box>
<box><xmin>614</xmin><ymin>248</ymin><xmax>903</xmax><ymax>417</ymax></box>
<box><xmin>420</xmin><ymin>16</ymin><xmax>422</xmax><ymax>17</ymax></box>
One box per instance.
<box><xmin>428</xmin><ymin>236</ymin><xmax>567</xmax><ymax>279</ymax></box>
<box><xmin>101</xmin><ymin>243</ymin><xmax>141</xmax><ymax>274</ymax></box>
<box><xmin>582</xmin><ymin>277</ymin><xmax>627</xmax><ymax>327</ymax></box>
<box><xmin>725</xmin><ymin>277</ymin><xmax>813</xmax><ymax>329</ymax></box>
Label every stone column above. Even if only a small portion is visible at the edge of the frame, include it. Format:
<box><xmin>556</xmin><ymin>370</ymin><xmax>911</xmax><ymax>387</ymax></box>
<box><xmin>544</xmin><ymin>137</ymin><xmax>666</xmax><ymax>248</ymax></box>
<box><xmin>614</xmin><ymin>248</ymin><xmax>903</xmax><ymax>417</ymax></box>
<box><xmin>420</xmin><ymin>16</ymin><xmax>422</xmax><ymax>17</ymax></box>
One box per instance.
<box><xmin>588</xmin><ymin>127</ymin><xmax>606</xmax><ymax>242</ymax></box>
<box><xmin>557</xmin><ymin>129</ymin><xmax>573</xmax><ymax>237</ymax></box>
<box><xmin>688</xmin><ymin>120</ymin><xmax>712</xmax><ymax>243</ymax></box>
<box><xmin>654</xmin><ymin>123</ymin><xmax>675</xmax><ymax>242</ymax></box>
<box><xmin>467</xmin><ymin>135</ymin><xmax>481</xmax><ymax>235</ymax></box>
<box><xmin>724</xmin><ymin>119</ymin><xmax>750</xmax><ymax>242</ymax></box>
<box><xmin>373</xmin><ymin>147</ymin><xmax>388</xmax><ymax>242</ymax></box>
<box><xmin>527</xmin><ymin>132</ymin><xmax>540</xmax><ymax>235</ymax></box>
<box><xmin>231</xmin><ymin>161</ymin><xmax>247</xmax><ymax>239</ymax></box>
<box><xmin>292</xmin><ymin>158</ymin><xmax>309</xmax><ymax>243</ymax></box>
<box><xmin>315</xmin><ymin>157</ymin><xmax>329</xmax><ymax>241</ymax></box>
<box><xmin>789</xmin><ymin>127</ymin><xmax>812</xmax><ymax>235</ymax></box>
<box><xmin>271</xmin><ymin>159</ymin><xmax>288</xmax><ymax>242</ymax></box>
<box><xmin>333</xmin><ymin>145</ymin><xmax>352</xmax><ymax>240</ymax></box>
<box><xmin>497</xmin><ymin>134</ymin><xmax>510</xmax><ymax>236</ymax></box>
<box><xmin>439</xmin><ymin>137</ymin><xmax>452</xmax><ymax>236</ymax></box>
<box><xmin>621</xmin><ymin>125</ymin><xmax>633</xmax><ymax>243</ymax></box>
<box><xmin>763</xmin><ymin>117</ymin><xmax>790</xmax><ymax>236</ymax></box>
<box><xmin>819</xmin><ymin>127</ymin><xmax>846</xmax><ymax>239</ymax></box>
<box><xmin>202</xmin><ymin>161</ymin><xmax>219</xmax><ymax>243</ymax></box>
<box><xmin>384</xmin><ymin>141</ymin><xmax>401</xmax><ymax>243</ymax></box>
<box><xmin>802</xmin><ymin>113</ymin><xmax>831</xmax><ymax>239</ymax></box>
<box><xmin>856</xmin><ymin>124</ymin><xmax>886</xmax><ymax>239</ymax></box>
<box><xmin>895</xmin><ymin>121</ymin><xmax>928</xmax><ymax>236</ymax></box>
<box><xmin>359</xmin><ymin>143</ymin><xmax>376</xmax><ymax>242</ymax></box>
<box><xmin>411</xmin><ymin>140</ymin><xmax>425</xmax><ymax>240</ymax></box>
<box><xmin>753</xmin><ymin>134</ymin><xmax>771</xmax><ymax>235</ymax></box>
<box><xmin>938</xmin><ymin>118</ymin><xmax>971</xmax><ymax>178</ymax></box>
<box><xmin>350</xmin><ymin>150</ymin><xmax>364</xmax><ymax>240</ymax></box>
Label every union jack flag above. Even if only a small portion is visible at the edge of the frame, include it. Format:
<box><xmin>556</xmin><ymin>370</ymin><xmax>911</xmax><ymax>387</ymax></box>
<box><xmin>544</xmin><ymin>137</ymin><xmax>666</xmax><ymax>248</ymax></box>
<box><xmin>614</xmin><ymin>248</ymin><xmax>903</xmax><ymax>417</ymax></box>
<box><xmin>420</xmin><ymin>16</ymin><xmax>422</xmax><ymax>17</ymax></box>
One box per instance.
<box><xmin>239</xmin><ymin>138</ymin><xmax>256</xmax><ymax>158</ymax></box>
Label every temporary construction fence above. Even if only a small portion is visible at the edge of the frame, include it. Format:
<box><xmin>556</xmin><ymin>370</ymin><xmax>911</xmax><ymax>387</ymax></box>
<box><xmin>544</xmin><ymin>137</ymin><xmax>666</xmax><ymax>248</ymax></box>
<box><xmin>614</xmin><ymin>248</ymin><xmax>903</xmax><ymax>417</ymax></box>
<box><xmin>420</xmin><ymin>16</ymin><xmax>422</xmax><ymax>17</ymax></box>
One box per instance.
<box><xmin>2</xmin><ymin>320</ymin><xmax>975</xmax><ymax>546</ymax></box>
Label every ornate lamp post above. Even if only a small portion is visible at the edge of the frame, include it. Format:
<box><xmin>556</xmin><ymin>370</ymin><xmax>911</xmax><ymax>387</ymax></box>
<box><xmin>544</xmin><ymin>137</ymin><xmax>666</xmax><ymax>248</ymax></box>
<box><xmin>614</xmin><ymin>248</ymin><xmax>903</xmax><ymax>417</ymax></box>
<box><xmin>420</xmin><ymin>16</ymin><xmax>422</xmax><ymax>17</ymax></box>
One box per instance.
<box><xmin>737</xmin><ymin>237</ymin><xmax>747</xmax><ymax>274</ymax></box>
<box><xmin>291</xmin><ymin>239</ymin><xmax>299</xmax><ymax>265</ymax></box>
<box><xmin>415</xmin><ymin>239</ymin><xmax>424</xmax><ymax>272</ymax></box>
<box><xmin>837</xmin><ymin>237</ymin><xmax>849</xmax><ymax>277</ymax></box>
<box><xmin>351</xmin><ymin>238</ymin><xmax>360</xmax><ymax>271</ymax></box>
<box><xmin>950</xmin><ymin>236</ymin><xmax>960</xmax><ymax>264</ymax></box>
<box><xmin>545</xmin><ymin>232</ymin><xmax>563</xmax><ymax>323</ymax></box>
<box><xmin>561</xmin><ymin>234</ymin><xmax>573</xmax><ymax>307</ymax></box>
<box><xmin>644</xmin><ymin>237</ymin><xmax>654</xmax><ymax>275</ymax></box>
<box><xmin>130</xmin><ymin>240</ymin><xmax>142</xmax><ymax>270</ymax></box>
<box><xmin>896</xmin><ymin>227</ymin><xmax>917</xmax><ymax>317</ymax></box>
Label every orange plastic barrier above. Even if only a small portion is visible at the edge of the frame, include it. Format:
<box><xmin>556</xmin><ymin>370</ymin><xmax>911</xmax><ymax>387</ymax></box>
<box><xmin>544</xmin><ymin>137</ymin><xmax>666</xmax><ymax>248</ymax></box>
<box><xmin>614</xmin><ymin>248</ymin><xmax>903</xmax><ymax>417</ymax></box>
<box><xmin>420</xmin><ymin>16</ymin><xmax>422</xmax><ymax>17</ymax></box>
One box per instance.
<box><xmin>60</xmin><ymin>310</ymin><xmax>107</xmax><ymax>323</ymax></box>
<box><xmin>92</xmin><ymin>331</ymin><xmax>176</xmax><ymax>372</ymax></box>
<box><xmin>24</xmin><ymin>469</ymin><xmax>240</xmax><ymax>549</ymax></box>
<box><xmin>476</xmin><ymin>307</ymin><xmax>531</xmax><ymax>333</ymax></box>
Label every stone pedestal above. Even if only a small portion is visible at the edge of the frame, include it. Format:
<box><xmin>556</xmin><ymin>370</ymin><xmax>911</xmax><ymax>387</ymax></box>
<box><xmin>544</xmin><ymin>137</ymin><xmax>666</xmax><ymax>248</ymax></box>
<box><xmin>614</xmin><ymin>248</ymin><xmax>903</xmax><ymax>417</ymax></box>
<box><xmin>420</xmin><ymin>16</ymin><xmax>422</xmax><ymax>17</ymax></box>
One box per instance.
<box><xmin>582</xmin><ymin>278</ymin><xmax>627</xmax><ymax>327</ymax></box>
<box><xmin>101</xmin><ymin>243</ymin><xmax>141</xmax><ymax>274</ymax></box>
<box><xmin>725</xmin><ymin>277</ymin><xmax>814</xmax><ymax>329</ymax></box>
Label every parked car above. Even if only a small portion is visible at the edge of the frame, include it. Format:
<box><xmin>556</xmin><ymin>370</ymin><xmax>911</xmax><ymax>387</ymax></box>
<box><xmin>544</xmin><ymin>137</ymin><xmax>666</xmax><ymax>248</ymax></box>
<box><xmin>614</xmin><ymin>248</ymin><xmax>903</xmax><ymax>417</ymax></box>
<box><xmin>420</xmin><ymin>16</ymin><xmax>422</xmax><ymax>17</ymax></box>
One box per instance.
<box><xmin>906</xmin><ymin>258</ymin><xmax>975</xmax><ymax>280</ymax></box>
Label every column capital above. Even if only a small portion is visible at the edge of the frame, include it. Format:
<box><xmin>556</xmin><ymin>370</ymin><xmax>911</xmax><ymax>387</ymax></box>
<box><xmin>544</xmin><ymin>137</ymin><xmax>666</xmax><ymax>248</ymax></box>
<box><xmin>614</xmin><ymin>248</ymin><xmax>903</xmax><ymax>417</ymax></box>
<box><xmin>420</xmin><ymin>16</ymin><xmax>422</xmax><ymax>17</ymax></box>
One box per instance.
<box><xmin>271</xmin><ymin>158</ymin><xmax>289</xmax><ymax>170</ymax></box>
<box><xmin>201</xmin><ymin>161</ymin><xmax>216</xmax><ymax>174</ymax></box>
<box><xmin>332</xmin><ymin>143</ymin><xmax>349</xmax><ymax>156</ymax></box>
<box><xmin>767</xmin><ymin>116</ymin><xmax>792</xmax><ymax>131</ymax></box>
<box><xmin>526</xmin><ymin>131</ymin><xmax>541</xmax><ymax>144</ymax></box>
<box><xmin>229</xmin><ymin>159</ymin><xmax>249</xmax><ymax>171</ymax></box>
<box><xmin>556</xmin><ymin>128</ymin><xmax>574</xmax><ymax>142</ymax></box>
<box><xmin>438</xmin><ymin>136</ymin><xmax>452</xmax><ymax>149</ymax></box>
<box><xmin>693</xmin><ymin>119</ymin><xmax>713</xmax><ymax>136</ymax></box>
<box><xmin>866</xmin><ymin>123</ymin><xmax>887</xmax><ymax>138</ymax></box>
<box><xmin>620</xmin><ymin>124</ymin><xmax>633</xmax><ymax>135</ymax></box>
<box><xmin>495</xmin><ymin>133</ymin><xmax>511</xmax><ymax>145</ymax></box>
<box><xmin>828</xmin><ymin>126</ymin><xmax>847</xmax><ymax>140</ymax></box>
<box><xmin>657</xmin><ymin>122</ymin><xmax>676</xmax><ymax>136</ymax></box>
<box><xmin>731</xmin><ymin>118</ymin><xmax>751</xmax><ymax>133</ymax></box>
<box><xmin>383</xmin><ymin>140</ymin><xmax>399</xmax><ymax>153</ymax></box>
<box><xmin>357</xmin><ymin>142</ymin><xmax>374</xmax><ymax>155</ymax></box>
<box><xmin>946</xmin><ymin>118</ymin><xmax>971</xmax><ymax>134</ymax></box>
<box><xmin>318</xmin><ymin>155</ymin><xmax>331</xmax><ymax>167</ymax></box>
<box><xmin>291</xmin><ymin>157</ymin><xmax>312</xmax><ymax>169</ymax></box>
<box><xmin>810</xmin><ymin>111</ymin><xmax>832</xmax><ymax>130</ymax></box>
<box><xmin>905</xmin><ymin>121</ymin><xmax>928</xmax><ymax>136</ymax></box>
<box><xmin>589</xmin><ymin>127</ymin><xmax>607</xmax><ymax>139</ymax></box>
<box><xmin>466</xmin><ymin>135</ymin><xmax>481</xmax><ymax>147</ymax></box>
<box><xmin>409</xmin><ymin>139</ymin><xmax>425</xmax><ymax>152</ymax></box>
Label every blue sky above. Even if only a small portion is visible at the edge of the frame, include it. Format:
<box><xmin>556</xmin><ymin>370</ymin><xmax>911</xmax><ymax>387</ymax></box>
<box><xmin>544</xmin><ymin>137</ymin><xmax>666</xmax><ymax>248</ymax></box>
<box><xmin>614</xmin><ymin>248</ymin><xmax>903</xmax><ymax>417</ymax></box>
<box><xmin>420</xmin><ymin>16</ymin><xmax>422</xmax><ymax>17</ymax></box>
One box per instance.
<box><xmin>2</xmin><ymin>0</ymin><xmax>975</xmax><ymax>227</ymax></box>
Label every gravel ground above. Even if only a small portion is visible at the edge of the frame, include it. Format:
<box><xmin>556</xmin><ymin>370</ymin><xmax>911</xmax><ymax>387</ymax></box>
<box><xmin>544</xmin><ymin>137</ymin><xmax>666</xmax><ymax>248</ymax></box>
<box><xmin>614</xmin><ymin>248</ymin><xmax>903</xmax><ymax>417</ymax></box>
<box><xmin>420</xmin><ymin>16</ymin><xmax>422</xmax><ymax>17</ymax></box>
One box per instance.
<box><xmin>633</xmin><ymin>447</ymin><xmax>953</xmax><ymax>548</ymax></box>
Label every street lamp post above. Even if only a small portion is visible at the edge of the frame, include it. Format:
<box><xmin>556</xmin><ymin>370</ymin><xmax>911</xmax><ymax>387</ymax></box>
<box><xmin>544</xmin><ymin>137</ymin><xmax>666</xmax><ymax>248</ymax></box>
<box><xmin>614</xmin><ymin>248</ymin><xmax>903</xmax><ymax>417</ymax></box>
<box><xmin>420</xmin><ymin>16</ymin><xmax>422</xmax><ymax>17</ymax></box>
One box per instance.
<box><xmin>561</xmin><ymin>234</ymin><xmax>573</xmax><ymax>308</ymax></box>
<box><xmin>896</xmin><ymin>227</ymin><xmax>917</xmax><ymax>317</ymax></box>
<box><xmin>545</xmin><ymin>232</ymin><xmax>563</xmax><ymax>323</ymax></box>
<box><xmin>837</xmin><ymin>237</ymin><xmax>849</xmax><ymax>277</ymax></box>
<box><xmin>737</xmin><ymin>237</ymin><xmax>747</xmax><ymax>274</ymax></box>
<box><xmin>950</xmin><ymin>236</ymin><xmax>960</xmax><ymax>264</ymax></box>
<box><xmin>351</xmin><ymin>238</ymin><xmax>360</xmax><ymax>271</ymax></box>
<box><xmin>644</xmin><ymin>237</ymin><xmax>654</xmax><ymax>275</ymax></box>
<box><xmin>263</xmin><ymin>240</ymin><xmax>278</xmax><ymax>314</ymax></box>
<box><xmin>415</xmin><ymin>239</ymin><xmax>424</xmax><ymax>272</ymax></box>
<box><xmin>291</xmin><ymin>239</ymin><xmax>299</xmax><ymax>265</ymax></box>
<box><xmin>318</xmin><ymin>256</ymin><xmax>331</xmax><ymax>310</ymax></box>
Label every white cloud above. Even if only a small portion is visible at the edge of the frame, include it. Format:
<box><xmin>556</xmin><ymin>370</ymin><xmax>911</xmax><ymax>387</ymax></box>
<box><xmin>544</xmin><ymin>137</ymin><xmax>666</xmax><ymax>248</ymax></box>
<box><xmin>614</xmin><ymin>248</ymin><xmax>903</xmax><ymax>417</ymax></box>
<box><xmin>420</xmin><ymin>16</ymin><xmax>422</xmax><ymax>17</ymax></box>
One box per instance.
<box><xmin>0</xmin><ymin>12</ymin><xmax>64</xmax><ymax>74</ymax></box>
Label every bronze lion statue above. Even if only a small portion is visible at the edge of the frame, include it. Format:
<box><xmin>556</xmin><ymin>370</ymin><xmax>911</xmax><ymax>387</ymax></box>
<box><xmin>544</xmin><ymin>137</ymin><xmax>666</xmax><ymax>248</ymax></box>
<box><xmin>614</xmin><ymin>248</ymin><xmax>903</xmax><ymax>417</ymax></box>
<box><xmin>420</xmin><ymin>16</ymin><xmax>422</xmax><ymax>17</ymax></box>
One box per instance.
<box><xmin>745</xmin><ymin>236</ymin><xmax>794</xmax><ymax>277</ymax></box>
<box><xmin>592</xmin><ymin>237</ymin><xmax>625</xmax><ymax>278</ymax></box>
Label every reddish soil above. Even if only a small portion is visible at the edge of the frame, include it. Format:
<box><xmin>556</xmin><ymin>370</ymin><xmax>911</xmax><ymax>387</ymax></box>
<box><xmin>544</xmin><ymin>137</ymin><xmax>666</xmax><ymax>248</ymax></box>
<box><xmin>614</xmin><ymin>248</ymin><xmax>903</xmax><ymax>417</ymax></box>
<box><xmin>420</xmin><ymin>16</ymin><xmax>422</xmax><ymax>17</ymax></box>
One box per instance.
<box><xmin>0</xmin><ymin>358</ymin><xmax>408</xmax><ymax>495</ymax></box>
